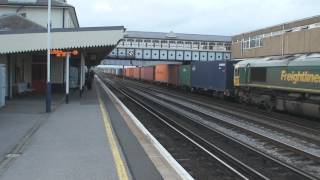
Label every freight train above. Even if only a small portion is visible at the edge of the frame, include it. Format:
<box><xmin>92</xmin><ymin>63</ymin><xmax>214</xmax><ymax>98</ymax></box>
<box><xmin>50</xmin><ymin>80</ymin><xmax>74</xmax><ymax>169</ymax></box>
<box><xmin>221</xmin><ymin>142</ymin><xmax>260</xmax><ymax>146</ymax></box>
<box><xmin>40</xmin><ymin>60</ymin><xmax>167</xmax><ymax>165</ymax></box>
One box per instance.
<box><xmin>99</xmin><ymin>53</ymin><xmax>320</xmax><ymax>119</ymax></box>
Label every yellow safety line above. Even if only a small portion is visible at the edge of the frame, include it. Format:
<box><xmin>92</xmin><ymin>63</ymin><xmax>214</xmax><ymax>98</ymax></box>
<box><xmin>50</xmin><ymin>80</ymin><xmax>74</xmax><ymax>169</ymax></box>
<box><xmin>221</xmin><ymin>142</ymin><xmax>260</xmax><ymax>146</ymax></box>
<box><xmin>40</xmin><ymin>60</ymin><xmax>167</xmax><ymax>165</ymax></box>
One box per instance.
<box><xmin>97</xmin><ymin>92</ymin><xmax>129</xmax><ymax>180</ymax></box>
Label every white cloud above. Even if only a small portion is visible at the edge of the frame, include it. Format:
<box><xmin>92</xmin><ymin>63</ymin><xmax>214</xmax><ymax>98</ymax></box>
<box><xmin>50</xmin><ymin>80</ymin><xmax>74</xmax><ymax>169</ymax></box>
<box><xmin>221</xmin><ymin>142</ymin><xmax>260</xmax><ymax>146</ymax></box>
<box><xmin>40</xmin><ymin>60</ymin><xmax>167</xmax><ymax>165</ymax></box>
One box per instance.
<box><xmin>92</xmin><ymin>1</ymin><xmax>113</xmax><ymax>12</ymax></box>
<box><xmin>68</xmin><ymin>0</ymin><xmax>320</xmax><ymax>35</ymax></box>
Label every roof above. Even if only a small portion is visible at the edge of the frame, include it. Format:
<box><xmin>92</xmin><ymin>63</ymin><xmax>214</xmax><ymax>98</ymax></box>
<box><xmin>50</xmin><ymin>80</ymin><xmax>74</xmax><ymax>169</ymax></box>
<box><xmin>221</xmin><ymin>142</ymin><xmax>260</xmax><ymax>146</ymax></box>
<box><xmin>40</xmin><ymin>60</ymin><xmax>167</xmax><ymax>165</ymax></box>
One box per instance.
<box><xmin>0</xmin><ymin>14</ymin><xmax>45</xmax><ymax>31</ymax></box>
<box><xmin>0</xmin><ymin>0</ymin><xmax>72</xmax><ymax>7</ymax></box>
<box><xmin>235</xmin><ymin>53</ymin><xmax>320</xmax><ymax>68</ymax></box>
<box><xmin>233</xmin><ymin>15</ymin><xmax>320</xmax><ymax>41</ymax></box>
<box><xmin>0</xmin><ymin>26</ymin><xmax>125</xmax><ymax>54</ymax></box>
<box><xmin>125</xmin><ymin>31</ymin><xmax>231</xmax><ymax>42</ymax></box>
<box><xmin>0</xmin><ymin>0</ymin><xmax>79</xmax><ymax>27</ymax></box>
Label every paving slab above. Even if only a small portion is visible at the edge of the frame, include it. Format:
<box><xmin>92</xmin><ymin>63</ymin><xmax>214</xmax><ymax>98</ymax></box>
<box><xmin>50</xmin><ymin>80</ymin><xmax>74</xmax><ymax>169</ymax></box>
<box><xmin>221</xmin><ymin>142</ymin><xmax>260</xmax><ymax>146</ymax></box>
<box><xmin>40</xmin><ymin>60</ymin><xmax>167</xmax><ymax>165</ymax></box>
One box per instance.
<box><xmin>0</xmin><ymin>94</ymin><xmax>64</xmax><ymax>161</ymax></box>
<box><xmin>0</xmin><ymin>91</ymin><xmax>119</xmax><ymax>180</ymax></box>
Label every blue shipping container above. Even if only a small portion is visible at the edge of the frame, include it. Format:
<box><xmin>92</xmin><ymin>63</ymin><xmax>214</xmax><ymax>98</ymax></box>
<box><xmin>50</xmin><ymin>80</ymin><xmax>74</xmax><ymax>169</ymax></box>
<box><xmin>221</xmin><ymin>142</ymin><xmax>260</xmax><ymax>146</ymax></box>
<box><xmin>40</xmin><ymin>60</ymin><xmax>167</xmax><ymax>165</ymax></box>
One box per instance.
<box><xmin>191</xmin><ymin>61</ymin><xmax>236</xmax><ymax>93</ymax></box>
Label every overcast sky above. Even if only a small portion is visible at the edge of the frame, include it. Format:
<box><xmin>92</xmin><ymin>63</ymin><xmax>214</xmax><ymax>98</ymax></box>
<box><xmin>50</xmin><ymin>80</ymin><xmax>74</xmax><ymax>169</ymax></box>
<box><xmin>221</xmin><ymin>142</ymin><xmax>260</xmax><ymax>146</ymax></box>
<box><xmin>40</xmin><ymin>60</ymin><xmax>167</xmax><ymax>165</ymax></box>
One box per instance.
<box><xmin>68</xmin><ymin>0</ymin><xmax>319</xmax><ymax>36</ymax></box>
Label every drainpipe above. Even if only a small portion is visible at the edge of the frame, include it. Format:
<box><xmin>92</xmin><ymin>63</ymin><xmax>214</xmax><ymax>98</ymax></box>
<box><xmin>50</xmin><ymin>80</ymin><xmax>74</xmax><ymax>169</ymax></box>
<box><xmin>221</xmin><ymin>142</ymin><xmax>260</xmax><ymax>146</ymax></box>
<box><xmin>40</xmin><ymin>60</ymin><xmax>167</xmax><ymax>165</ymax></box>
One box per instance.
<box><xmin>62</xmin><ymin>8</ymin><xmax>65</xmax><ymax>28</ymax></box>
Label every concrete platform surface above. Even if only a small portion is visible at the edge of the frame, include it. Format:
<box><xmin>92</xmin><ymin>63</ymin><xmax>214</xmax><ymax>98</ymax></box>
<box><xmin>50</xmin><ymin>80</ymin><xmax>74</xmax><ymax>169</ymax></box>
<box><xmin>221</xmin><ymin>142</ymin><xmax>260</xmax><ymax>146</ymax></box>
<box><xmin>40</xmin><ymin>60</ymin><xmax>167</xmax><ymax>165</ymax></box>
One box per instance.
<box><xmin>97</xmin><ymin>85</ymin><xmax>163</xmax><ymax>180</ymax></box>
<box><xmin>0</xmin><ymin>94</ymin><xmax>64</xmax><ymax>162</ymax></box>
<box><xmin>0</xmin><ymin>90</ymin><xmax>120</xmax><ymax>180</ymax></box>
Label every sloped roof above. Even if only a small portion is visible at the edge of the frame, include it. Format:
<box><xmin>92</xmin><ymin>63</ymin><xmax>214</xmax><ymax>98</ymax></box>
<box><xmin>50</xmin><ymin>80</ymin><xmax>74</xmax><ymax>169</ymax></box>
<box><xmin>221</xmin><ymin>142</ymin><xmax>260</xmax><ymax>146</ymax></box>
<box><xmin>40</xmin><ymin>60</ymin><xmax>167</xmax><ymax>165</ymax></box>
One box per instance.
<box><xmin>0</xmin><ymin>0</ymin><xmax>72</xmax><ymax>7</ymax></box>
<box><xmin>0</xmin><ymin>14</ymin><xmax>45</xmax><ymax>31</ymax></box>
<box><xmin>125</xmin><ymin>31</ymin><xmax>231</xmax><ymax>42</ymax></box>
<box><xmin>0</xmin><ymin>0</ymin><xmax>79</xmax><ymax>28</ymax></box>
<box><xmin>0</xmin><ymin>26</ymin><xmax>125</xmax><ymax>54</ymax></box>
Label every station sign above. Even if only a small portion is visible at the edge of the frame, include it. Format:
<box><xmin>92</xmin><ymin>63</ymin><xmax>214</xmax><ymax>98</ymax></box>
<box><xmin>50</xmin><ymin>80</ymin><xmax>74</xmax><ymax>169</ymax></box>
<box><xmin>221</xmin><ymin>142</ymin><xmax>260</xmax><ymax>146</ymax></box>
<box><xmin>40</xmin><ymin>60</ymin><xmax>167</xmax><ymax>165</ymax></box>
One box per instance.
<box><xmin>51</xmin><ymin>50</ymin><xmax>79</xmax><ymax>57</ymax></box>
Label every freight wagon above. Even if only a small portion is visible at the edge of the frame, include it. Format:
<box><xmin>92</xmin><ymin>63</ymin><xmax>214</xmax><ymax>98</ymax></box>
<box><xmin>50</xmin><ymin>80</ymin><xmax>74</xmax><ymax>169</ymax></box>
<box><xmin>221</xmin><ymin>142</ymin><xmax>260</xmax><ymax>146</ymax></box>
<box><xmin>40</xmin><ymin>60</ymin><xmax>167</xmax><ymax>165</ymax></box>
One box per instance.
<box><xmin>234</xmin><ymin>54</ymin><xmax>320</xmax><ymax>119</ymax></box>
<box><xmin>98</xmin><ymin>55</ymin><xmax>319</xmax><ymax>119</ymax></box>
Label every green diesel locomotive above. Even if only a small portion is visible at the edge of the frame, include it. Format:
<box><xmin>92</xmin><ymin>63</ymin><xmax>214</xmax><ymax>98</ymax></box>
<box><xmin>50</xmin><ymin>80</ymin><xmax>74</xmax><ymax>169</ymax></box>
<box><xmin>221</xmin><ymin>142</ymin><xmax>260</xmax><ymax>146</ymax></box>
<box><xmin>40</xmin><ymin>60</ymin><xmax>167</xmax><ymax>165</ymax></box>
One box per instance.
<box><xmin>234</xmin><ymin>54</ymin><xmax>320</xmax><ymax>119</ymax></box>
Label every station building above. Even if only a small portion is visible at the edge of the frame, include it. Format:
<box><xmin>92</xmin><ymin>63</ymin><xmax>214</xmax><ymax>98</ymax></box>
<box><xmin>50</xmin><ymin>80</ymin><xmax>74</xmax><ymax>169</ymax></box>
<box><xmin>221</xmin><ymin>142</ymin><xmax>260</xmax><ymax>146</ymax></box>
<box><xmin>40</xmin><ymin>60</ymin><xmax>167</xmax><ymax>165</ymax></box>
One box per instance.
<box><xmin>104</xmin><ymin>31</ymin><xmax>231</xmax><ymax>66</ymax></box>
<box><xmin>232</xmin><ymin>15</ymin><xmax>320</xmax><ymax>59</ymax></box>
<box><xmin>0</xmin><ymin>0</ymin><xmax>124</xmax><ymax>109</ymax></box>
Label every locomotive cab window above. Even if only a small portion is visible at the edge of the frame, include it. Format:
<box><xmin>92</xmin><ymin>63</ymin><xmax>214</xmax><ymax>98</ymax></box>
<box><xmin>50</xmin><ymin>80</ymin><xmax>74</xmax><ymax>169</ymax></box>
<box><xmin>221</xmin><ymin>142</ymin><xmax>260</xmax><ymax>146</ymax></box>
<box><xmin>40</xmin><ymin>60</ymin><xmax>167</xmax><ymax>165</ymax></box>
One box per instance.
<box><xmin>234</xmin><ymin>68</ymin><xmax>239</xmax><ymax>76</ymax></box>
<box><xmin>250</xmin><ymin>67</ymin><xmax>266</xmax><ymax>82</ymax></box>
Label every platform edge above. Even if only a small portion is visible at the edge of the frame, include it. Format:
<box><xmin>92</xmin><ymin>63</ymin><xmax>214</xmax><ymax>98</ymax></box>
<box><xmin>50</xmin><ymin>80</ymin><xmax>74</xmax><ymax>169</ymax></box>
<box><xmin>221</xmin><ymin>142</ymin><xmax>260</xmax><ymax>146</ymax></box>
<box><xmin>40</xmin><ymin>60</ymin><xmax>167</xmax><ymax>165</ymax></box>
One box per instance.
<box><xmin>96</xmin><ymin>76</ymin><xmax>194</xmax><ymax>180</ymax></box>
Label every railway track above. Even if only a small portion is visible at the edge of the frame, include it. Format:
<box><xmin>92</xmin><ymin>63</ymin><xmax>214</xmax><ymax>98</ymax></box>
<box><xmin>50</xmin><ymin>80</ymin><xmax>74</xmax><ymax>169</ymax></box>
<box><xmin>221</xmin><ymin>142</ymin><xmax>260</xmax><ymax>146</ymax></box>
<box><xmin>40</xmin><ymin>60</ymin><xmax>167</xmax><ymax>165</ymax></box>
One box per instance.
<box><xmin>119</xmin><ymin>78</ymin><xmax>320</xmax><ymax>150</ymax></box>
<box><xmin>123</xmin><ymin>78</ymin><xmax>320</xmax><ymax>139</ymax></box>
<box><xmin>98</xmin><ymin>75</ymin><xmax>320</xmax><ymax>180</ymax></box>
<box><xmin>116</xmin><ymin>78</ymin><xmax>320</xmax><ymax>178</ymax></box>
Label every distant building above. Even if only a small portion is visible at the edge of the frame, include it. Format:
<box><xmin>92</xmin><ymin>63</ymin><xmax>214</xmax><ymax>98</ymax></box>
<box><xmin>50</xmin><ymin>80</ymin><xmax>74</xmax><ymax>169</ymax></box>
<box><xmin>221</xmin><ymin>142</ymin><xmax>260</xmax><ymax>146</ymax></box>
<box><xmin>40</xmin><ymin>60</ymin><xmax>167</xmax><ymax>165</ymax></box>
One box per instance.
<box><xmin>0</xmin><ymin>0</ymin><xmax>79</xmax><ymax>95</ymax></box>
<box><xmin>106</xmin><ymin>31</ymin><xmax>232</xmax><ymax>62</ymax></box>
<box><xmin>0</xmin><ymin>0</ymin><xmax>78</xmax><ymax>29</ymax></box>
<box><xmin>232</xmin><ymin>15</ymin><xmax>320</xmax><ymax>59</ymax></box>
<box><xmin>0</xmin><ymin>0</ymin><xmax>124</xmax><ymax>103</ymax></box>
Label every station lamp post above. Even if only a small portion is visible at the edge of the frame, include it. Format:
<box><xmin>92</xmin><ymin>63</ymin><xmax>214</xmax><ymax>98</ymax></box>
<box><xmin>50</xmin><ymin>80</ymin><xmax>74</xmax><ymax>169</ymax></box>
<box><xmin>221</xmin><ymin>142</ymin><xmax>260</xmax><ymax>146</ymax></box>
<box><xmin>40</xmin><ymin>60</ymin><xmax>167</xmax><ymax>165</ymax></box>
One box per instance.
<box><xmin>46</xmin><ymin>0</ymin><xmax>52</xmax><ymax>113</ymax></box>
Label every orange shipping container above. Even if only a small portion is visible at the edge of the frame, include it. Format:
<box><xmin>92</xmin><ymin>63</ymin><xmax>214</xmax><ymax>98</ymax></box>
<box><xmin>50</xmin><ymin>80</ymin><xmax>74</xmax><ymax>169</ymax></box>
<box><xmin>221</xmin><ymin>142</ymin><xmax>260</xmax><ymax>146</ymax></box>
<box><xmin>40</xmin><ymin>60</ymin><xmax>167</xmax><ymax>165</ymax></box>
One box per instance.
<box><xmin>125</xmin><ymin>68</ymin><xmax>134</xmax><ymax>78</ymax></box>
<box><xmin>124</xmin><ymin>69</ymin><xmax>129</xmax><ymax>77</ymax></box>
<box><xmin>133</xmin><ymin>68</ymin><xmax>140</xmax><ymax>79</ymax></box>
<box><xmin>155</xmin><ymin>64</ymin><xmax>179</xmax><ymax>85</ymax></box>
<box><xmin>155</xmin><ymin>64</ymin><xmax>168</xmax><ymax>83</ymax></box>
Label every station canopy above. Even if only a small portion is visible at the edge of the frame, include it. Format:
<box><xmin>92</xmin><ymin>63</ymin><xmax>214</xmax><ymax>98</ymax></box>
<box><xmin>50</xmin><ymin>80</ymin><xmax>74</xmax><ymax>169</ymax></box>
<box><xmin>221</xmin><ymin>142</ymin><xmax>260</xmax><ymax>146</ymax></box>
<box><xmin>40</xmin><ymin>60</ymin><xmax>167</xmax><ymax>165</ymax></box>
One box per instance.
<box><xmin>0</xmin><ymin>26</ymin><xmax>125</xmax><ymax>64</ymax></box>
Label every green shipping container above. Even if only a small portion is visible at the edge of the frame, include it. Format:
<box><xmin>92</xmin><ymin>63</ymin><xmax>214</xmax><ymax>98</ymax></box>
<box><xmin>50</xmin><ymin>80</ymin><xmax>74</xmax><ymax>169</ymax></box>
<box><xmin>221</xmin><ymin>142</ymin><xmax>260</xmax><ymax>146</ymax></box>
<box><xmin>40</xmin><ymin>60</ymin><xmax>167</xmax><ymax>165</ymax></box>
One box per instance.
<box><xmin>179</xmin><ymin>65</ymin><xmax>191</xmax><ymax>87</ymax></box>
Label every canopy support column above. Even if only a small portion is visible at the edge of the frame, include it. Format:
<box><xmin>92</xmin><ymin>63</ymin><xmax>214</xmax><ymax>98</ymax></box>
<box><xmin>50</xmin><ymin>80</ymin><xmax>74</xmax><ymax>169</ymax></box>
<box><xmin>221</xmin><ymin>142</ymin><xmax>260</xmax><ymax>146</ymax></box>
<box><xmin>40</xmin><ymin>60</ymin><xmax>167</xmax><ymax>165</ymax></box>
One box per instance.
<box><xmin>65</xmin><ymin>53</ymin><xmax>70</xmax><ymax>104</ymax></box>
<box><xmin>80</xmin><ymin>52</ymin><xmax>85</xmax><ymax>97</ymax></box>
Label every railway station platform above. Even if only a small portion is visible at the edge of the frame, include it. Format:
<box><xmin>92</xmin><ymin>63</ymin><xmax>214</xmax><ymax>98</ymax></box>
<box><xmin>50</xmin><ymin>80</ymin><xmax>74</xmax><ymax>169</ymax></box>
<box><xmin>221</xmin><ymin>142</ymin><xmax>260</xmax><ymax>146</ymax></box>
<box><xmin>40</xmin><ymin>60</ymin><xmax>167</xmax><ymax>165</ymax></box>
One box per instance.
<box><xmin>0</xmin><ymin>81</ymin><xmax>185</xmax><ymax>180</ymax></box>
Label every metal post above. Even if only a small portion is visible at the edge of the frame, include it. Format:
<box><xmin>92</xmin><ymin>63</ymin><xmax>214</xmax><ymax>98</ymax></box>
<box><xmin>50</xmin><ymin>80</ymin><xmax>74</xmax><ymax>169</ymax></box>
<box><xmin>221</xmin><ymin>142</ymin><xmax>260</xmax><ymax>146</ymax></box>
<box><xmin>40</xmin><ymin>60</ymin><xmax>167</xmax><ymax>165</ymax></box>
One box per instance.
<box><xmin>122</xmin><ymin>65</ymin><xmax>124</xmax><ymax>80</ymax></box>
<box><xmin>46</xmin><ymin>0</ymin><xmax>52</xmax><ymax>112</ymax></box>
<box><xmin>65</xmin><ymin>53</ymin><xmax>70</xmax><ymax>104</ymax></box>
<box><xmin>80</xmin><ymin>52</ymin><xmax>84</xmax><ymax>97</ymax></box>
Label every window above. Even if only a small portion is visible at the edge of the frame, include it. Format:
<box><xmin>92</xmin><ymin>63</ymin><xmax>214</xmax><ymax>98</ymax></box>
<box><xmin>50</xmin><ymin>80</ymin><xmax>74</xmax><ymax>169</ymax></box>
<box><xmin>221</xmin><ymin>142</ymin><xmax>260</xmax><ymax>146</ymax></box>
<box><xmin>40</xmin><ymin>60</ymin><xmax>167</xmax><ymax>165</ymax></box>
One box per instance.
<box><xmin>243</xmin><ymin>37</ymin><xmax>263</xmax><ymax>49</ymax></box>
<box><xmin>250</xmin><ymin>67</ymin><xmax>266</xmax><ymax>82</ymax></box>
<box><xmin>177</xmin><ymin>41</ymin><xmax>184</xmax><ymax>48</ymax></box>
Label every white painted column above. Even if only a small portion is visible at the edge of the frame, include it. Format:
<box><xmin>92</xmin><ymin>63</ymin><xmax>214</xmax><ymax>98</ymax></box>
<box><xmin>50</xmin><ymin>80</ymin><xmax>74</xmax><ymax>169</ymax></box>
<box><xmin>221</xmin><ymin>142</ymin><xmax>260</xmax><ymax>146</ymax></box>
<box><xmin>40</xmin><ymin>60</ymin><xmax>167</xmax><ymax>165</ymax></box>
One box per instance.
<box><xmin>65</xmin><ymin>53</ymin><xmax>70</xmax><ymax>104</ymax></box>
<box><xmin>46</xmin><ymin>0</ymin><xmax>52</xmax><ymax>112</ymax></box>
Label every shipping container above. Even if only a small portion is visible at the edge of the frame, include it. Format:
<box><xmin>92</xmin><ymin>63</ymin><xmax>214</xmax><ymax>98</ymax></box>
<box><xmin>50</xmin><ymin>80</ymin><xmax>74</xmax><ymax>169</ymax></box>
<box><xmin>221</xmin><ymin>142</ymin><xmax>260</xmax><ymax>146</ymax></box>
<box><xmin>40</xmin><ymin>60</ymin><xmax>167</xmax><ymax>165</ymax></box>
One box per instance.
<box><xmin>191</xmin><ymin>61</ymin><xmax>235</xmax><ymax>95</ymax></box>
<box><xmin>133</xmin><ymin>68</ymin><xmax>140</xmax><ymax>80</ymax></box>
<box><xmin>155</xmin><ymin>64</ymin><xmax>168</xmax><ymax>83</ymax></box>
<box><xmin>141</xmin><ymin>66</ymin><xmax>154</xmax><ymax>81</ymax></box>
<box><xmin>168</xmin><ymin>65</ymin><xmax>179</xmax><ymax>86</ymax></box>
<box><xmin>155</xmin><ymin>64</ymin><xmax>179</xmax><ymax>86</ymax></box>
<box><xmin>115</xmin><ymin>68</ymin><xmax>123</xmax><ymax>76</ymax></box>
<box><xmin>124</xmin><ymin>68</ymin><xmax>129</xmax><ymax>77</ymax></box>
<box><xmin>179</xmin><ymin>65</ymin><xmax>191</xmax><ymax>87</ymax></box>
<box><xmin>111</xmin><ymin>68</ymin><xmax>116</xmax><ymax>75</ymax></box>
<box><xmin>124</xmin><ymin>68</ymin><xmax>134</xmax><ymax>78</ymax></box>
